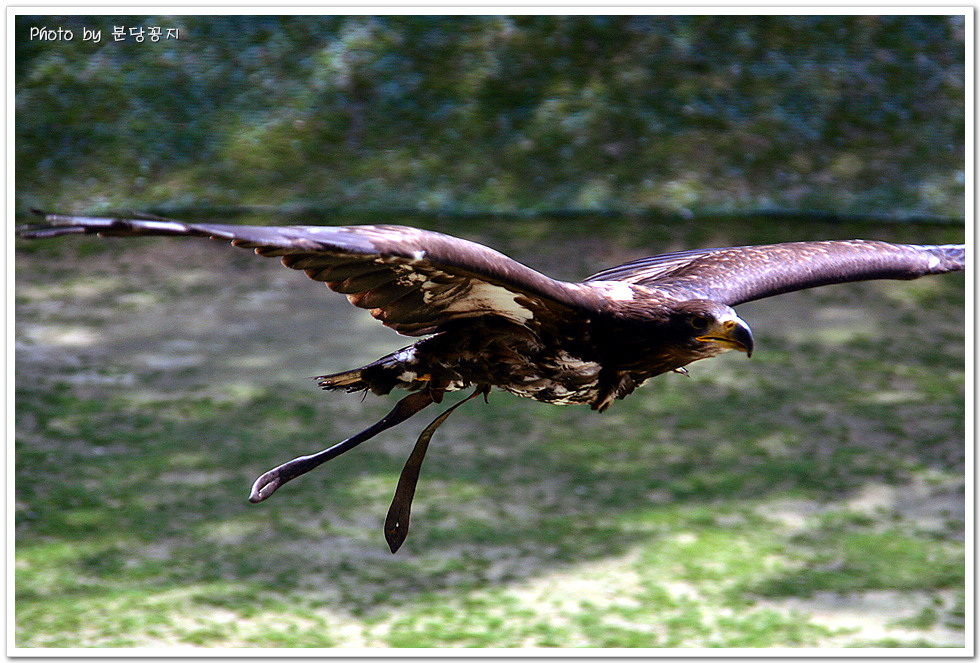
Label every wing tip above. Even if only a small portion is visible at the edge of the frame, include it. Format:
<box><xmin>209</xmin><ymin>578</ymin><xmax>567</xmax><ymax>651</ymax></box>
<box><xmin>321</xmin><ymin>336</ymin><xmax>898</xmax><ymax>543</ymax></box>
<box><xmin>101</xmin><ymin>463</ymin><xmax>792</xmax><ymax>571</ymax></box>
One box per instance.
<box><xmin>18</xmin><ymin>209</ymin><xmax>90</xmax><ymax>239</ymax></box>
<box><xmin>926</xmin><ymin>244</ymin><xmax>966</xmax><ymax>272</ymax></box>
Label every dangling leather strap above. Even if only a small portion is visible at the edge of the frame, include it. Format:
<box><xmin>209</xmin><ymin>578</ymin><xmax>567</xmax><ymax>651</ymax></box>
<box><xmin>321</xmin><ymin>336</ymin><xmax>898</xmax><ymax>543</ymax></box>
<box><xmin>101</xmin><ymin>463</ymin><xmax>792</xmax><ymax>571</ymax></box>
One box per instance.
<box><xmin>249</xmin><ymin>390</ymin><xmax>435</xmax><ymax>503</ymax></box>
<box><xmin>384</xmin><ymin>386</ymin><xmax>488</xmax><ymax>553</ymax></box>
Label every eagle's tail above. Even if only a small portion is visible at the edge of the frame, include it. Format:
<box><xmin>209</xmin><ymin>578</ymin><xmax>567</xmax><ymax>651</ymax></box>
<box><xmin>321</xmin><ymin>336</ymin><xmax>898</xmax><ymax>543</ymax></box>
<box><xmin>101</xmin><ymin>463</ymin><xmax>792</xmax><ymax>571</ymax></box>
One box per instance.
<box><xmin>315</xmin><ymin>366</ymin><xmax>369</xmax><ymax>392</ymax></box>
<box><xmin>314</xmin><ymin>345</ymin><xmax>422</xmax><ymax>396</ymax></box>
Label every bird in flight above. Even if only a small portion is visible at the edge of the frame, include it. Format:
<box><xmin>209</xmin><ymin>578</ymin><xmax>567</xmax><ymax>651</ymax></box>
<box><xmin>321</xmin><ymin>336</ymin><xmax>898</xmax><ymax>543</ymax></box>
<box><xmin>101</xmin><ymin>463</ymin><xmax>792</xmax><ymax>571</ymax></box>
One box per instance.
<box><xmin>19</xmin><ymin>211</ymin><xmax>966</xmax><ymax>552</ymax></box>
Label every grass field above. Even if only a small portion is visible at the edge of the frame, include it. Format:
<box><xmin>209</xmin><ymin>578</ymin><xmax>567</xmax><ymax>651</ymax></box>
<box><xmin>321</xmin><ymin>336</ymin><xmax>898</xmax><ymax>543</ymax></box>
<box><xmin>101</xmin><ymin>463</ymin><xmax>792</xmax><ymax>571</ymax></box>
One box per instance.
<box><xmin>14</xmin><ymin>216</ymin><xmax>966</xmax><ymax>649</ymax></box>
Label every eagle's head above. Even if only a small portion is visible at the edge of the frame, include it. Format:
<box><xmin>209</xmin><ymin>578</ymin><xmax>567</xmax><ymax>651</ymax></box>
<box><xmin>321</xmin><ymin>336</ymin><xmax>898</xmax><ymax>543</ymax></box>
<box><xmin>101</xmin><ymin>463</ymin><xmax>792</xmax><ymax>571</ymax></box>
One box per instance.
<box><xmin>671</xmin><ymin>299</ymin><xmax>754</xmax><ymax>360</ymax></box>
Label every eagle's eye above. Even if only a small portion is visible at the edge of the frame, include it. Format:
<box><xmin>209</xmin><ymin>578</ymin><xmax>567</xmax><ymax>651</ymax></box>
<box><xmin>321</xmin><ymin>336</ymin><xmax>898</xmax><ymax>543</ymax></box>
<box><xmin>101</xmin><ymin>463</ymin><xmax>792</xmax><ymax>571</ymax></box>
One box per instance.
<box><xmin>689</xmin><ymin>314</ymin><xmax>711</xmax><ymax>330</ymax></box>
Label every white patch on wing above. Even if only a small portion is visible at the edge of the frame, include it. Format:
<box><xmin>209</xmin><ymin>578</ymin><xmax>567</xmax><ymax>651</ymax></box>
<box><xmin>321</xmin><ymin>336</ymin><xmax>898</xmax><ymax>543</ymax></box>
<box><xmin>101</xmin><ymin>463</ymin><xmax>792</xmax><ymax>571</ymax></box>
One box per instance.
<box><xmin>411</xmin><ymin>249</ymin><xmax>426</xmax><ymax>263</ymax></box>
<box><xmin>586</xmin><ymin>280</ymin><xmax>635</xmax><ymax>301</ymax></box>
<box><xmin>442</xmin><ymin>281</ymin><xmax>534</xmax><ymax>323</ymax></box>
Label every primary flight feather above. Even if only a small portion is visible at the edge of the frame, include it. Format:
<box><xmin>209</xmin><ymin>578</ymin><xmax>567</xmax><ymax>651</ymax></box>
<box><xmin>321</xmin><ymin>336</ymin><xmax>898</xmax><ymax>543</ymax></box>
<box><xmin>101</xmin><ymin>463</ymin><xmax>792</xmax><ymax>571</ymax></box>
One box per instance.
<box><xmin>19</xmin><ymin>212</ymin><xmax>965</xmax><ymax>551</ymax></box>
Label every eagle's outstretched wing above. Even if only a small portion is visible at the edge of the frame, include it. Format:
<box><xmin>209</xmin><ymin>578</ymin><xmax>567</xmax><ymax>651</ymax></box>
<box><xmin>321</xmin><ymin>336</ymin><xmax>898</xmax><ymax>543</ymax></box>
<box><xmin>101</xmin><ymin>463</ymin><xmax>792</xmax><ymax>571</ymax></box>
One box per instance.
<box><xmin>21</xmin><ymin>214</ymin><xmax>966</xmax><ymax>321</ymax></box>
<box><xmin>21</xmin><ymin>212</ymin><xmax>590</xmax><ymax>336</ymax></box>
<box><xmin>586</xmin><ymin>239</ymin><xmax>965</xmax><ymax>306</ymax></box>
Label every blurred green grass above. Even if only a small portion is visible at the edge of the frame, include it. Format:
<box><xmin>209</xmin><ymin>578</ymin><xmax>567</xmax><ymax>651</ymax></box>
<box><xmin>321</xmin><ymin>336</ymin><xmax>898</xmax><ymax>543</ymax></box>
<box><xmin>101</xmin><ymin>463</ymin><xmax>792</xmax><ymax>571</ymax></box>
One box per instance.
<box><xmin>14</xmin><ymin>216</ymin><xmax>964</xmax><ymax>648</ymax></box>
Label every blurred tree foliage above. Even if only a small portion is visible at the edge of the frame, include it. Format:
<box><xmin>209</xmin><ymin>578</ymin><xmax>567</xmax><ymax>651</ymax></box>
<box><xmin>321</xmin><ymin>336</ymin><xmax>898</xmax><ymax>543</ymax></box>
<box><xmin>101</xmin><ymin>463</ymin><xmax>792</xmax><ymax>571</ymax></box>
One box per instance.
<box><xmin>15</xmin><ymin>15</ymin><xmax>965</xmax><ymax>216</ymax></box>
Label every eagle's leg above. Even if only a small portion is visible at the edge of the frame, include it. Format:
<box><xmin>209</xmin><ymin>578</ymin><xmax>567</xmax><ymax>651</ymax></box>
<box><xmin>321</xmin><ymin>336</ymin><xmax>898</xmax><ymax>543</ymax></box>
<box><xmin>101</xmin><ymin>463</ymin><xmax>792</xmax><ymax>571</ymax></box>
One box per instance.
<box><xmin>248</xmin><ymin>390</ymin><xmax>435</xmax><ymax>503</ymax></box>
<box><xmin>384</xmin><ymin>385</ymin><xmax>489</xmax><ymax>553</ymax></box>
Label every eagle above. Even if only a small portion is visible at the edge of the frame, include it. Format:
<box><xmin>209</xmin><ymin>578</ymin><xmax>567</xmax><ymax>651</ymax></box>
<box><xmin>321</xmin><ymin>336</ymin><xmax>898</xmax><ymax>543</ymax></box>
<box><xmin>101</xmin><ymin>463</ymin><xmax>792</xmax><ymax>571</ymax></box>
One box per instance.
<box><xmin>19</xmin><ymin>212</ymin><xmax>966</xmax><ymax>552</ymax></box>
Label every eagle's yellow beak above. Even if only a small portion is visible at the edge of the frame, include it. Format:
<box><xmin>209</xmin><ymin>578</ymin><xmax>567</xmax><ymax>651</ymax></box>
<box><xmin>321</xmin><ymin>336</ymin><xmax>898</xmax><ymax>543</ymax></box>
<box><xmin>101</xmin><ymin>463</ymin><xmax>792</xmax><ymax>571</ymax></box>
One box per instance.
<box><xmin>696</xmin><ymin>316</ymin><xmax>754</xmax><ymax>357</ymax></box>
